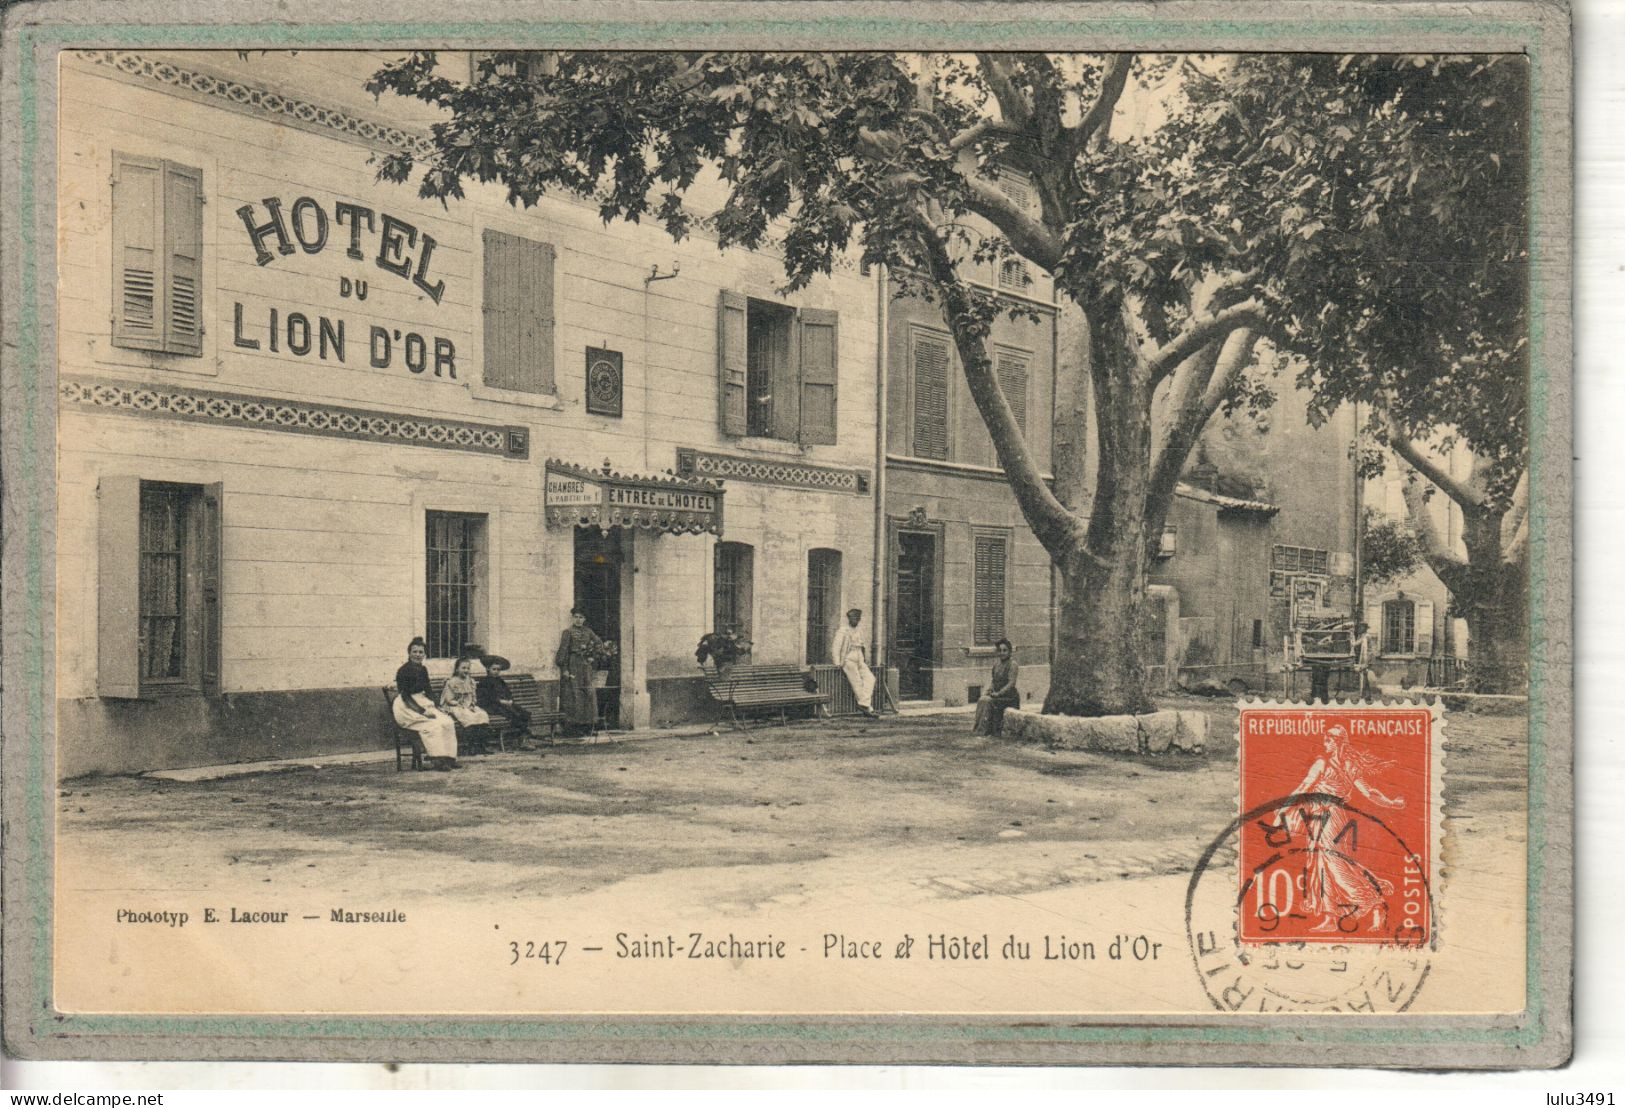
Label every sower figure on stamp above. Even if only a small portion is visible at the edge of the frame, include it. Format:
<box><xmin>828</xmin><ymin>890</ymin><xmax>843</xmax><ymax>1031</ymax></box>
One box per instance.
<box><xmin>555</xmin><ymin>607</ymin><xmax>604</xmax><ymax>737</ymax></box>
<box><xmin>832</xmin><ymin>607</ymin><xmax>877</xmax><ymax>718</ymax></box>
<box><xmin>1277</xmin><ymin>724</ymin><xmax>1406</xmax><ymax>932</ymax></box>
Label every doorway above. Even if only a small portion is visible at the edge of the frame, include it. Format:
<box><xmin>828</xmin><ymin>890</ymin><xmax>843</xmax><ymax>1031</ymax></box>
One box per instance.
<box><xmin>893</xmin><ymin>531</ymin><xmax>937</xmax><ymax>699</ymax></box>
<box><xmin>573</xmin><ymin>526</ymin><xmax>623</xmax><ymax>729</ymax></box>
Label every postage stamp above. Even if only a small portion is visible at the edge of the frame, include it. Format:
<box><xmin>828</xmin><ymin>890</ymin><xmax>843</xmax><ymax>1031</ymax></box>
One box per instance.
<box><xmin>1237</xmin><ymin>704</ymin><xmax>1439</xmax><ymax>945</ymax></box>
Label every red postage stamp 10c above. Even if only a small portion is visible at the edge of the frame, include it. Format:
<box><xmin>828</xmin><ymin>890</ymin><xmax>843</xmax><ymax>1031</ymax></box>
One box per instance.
<box><xmin>1238</xmin><ymin>704</ymin><xmax>1438</xmax><ymax>946</ymax></box>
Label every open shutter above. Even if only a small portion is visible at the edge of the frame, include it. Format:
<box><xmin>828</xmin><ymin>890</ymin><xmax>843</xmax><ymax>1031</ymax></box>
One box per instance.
<box><xmin>482</xmin><ymin>230</ymin><xmax>555</xmax><ymax>393</ymax></box>
<box><xmin>1363</xmin><ymin>599</ymin><xmax>1383</xmax><ymax>656</ymax></box>
<box><xmin>911</xmin><ymin>331</ymin><xmax>950</xmax><ymax>460</ymax></box>
<box><xmin>717</xmin><ymin>290</ymin><xmax>748</xmax><ymax>435</ymax></box>
<box><xmin>798</xmin><ymin>308</ymin><xmax>839</xmax><ymax>445</ymax></box>
<box><xmin>201</xmin><ymin>483</ymin><xmax>224</xmax><ymax>693</ymax></box>
<box><xmin>97</xmin><ymin>475</ymin><xmax>143</xmax><ymax>698</ymax></box>
<box><xmin>1415</xmin><ymin>600</ymin><xmax>1435</xmax><ymax>657</ymax></box>
<box><xmin>996</xmin><ymin>349</ymin><xmax>1029</xmax><ymax>435</ymax></box>
<box><xmin>111</xmin><ymin>153</ymin><xmax>164</xmax><ymax>352</ymax></box>
<box><xmin>162</xmin><ymin>161</ymin><xmax>204</xmax><ymax>355</ymax></box>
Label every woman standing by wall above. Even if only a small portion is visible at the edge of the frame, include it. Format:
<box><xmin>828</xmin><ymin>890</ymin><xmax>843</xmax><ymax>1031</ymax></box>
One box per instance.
<box><xmin>555</xmin><ymin>608</ymin><xmax>604</xmax><ymax>737</ymax></box>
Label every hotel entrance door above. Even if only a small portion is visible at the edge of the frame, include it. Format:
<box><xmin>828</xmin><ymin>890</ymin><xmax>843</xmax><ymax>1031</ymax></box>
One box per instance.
<box><xmin>572</xmin><ymin>526</ymin><xmax>623</xmax><ymax>729</ymax></box>
<box><xmin>893</xmin><ymin>531</ymin><xmax>936</xmax><ymax>699</ymax></box>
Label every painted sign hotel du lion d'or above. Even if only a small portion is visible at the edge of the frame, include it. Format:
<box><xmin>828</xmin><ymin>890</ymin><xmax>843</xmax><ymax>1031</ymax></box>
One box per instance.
<box><xmin>2</xmin><ymin>7</ymin><xmax>1573</xmax><ymax>1071</ymax></box>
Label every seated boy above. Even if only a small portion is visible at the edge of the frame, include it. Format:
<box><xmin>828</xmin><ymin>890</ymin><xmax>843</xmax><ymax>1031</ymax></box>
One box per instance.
<box><xmin>477</xmin><ymin>654</ymin><xmax>532</xmax><ymax>743</ymax></box>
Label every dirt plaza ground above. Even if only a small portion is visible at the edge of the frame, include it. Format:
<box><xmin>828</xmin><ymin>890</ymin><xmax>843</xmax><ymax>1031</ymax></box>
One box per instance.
<box><xmin>56</xmin><ymin>697</ymin><xmax>1528</xmax><ymax>914</ymax></box>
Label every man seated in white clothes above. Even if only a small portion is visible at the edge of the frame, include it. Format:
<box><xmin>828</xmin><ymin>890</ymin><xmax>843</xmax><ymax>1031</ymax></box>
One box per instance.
<box><xmin>831</xmin><ymin>607</ymin><xmax>878</xmax><ymax>718</ymax></box>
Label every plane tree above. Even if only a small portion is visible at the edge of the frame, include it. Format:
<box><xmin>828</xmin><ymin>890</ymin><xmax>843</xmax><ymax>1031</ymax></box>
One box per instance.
<box><xmin>368</xmin><ymin>50</ymin><xmax>1528</xmax><ymax>711</ymax></box>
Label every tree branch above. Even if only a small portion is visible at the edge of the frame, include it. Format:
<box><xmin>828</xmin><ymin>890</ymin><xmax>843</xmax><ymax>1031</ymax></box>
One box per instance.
<box><xmin>913</xmin><ymin>216</ymin><xmax>1090</xmax><ymax>562</ymax></box>
<box><xmin>1070</xmin><ymin>53</ymin><xmax>1133</xmax><ymax>153</ymax></box>
<box><xmin>1384</xmin><ymin>417</ymin><xmax>1486</xmax><ymax>512</ymax></box>
<box><xmin>958</xmin><ymin>174</ymin><xmax>1065</xmax><ymax>271</ymax></box>
<box><xmin>1146</xmin><ymin>328</ymin><xmax>1259</xmax><ymax>519</ymax></box>
<box><xmin>976</xmin><ymin>53</ymin><xmax>1031</xmax><ymax>129</ymax></box>
<box><xmin>1147</xmin><ymin>300</ymin><xmax>1269</xmax><ymax>383</ymax></box>
<box><xmin>1400</xmin><ymin>476</ymin><xmax>1469</xmax><ymax>582</ymax></box>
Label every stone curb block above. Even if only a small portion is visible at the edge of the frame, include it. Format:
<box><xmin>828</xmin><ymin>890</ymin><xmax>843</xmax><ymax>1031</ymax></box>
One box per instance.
<box><xmin>1000</xmin><ymin>709</ymin><xmax>1207</xmax><ymax>755</ymax></box>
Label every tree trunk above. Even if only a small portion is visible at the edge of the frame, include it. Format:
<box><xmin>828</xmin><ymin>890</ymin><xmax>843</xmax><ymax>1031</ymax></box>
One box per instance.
<box><xmin>1457</xmin><ymin>508</ymin><xmax>1528</xmax><ymax>694</ymax></box>
<box><xmin>1046</xmin><ymin>540</ymin><xmax>1154</xmax><ymax>716</ymax></box>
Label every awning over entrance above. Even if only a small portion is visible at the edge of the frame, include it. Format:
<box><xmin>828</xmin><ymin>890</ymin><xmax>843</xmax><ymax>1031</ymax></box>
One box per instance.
<box><xmin>544</xmin><ymin>459</ymin><xmax>724</xmax><ymax>536</ymax></box>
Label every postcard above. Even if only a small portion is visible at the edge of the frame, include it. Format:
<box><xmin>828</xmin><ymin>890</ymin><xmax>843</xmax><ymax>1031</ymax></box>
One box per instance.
<box><xmin>0</xmin><ymin>0</ymin><xmax>1572</xmax><ymax>1067</ymax></box>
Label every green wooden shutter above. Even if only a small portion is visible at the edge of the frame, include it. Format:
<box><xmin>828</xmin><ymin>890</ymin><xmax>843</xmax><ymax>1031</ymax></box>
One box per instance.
<box><xmin>798</xmin><ymin>308</ymin><xmax>839</xmax><ymax>445</ymax></box>
<box><xmin>996</xmin><ymin>349</ymin><xmax>1028</xmax><ymax>435</ymax></box>
<box><xmin>717</xmin><ymin>290</ymin><xmax>748</xmax><ymax>435</ymax></box>
<box><xmin>111</xmin><ymin>153</ymin><xmax>164</xmax><ymax>352</ymax></box>
<box><xmin>97</xmin><ymin>475</ymin><xmax>143</xmax><ymax>698</ymax></box>
<box><xmin>162</xmin><ymin>161</ymin><xmax>204</xmax><ymax>355</ymax></box>
<box><xmin>482</xmin><ymin>229</ymin><xmax>556</xmax><ymax>393</ymax></box>
<box><xmin>911</xmin><ymin>331</ymin><xmax>950</xmax><ymax>460</ymax></box>
<box><xmin>973</xmin><ymin>535</ymin><xmax>1007</xmax><ymax>645</ymax></box>
<box><xmin>201</xmin><ymin>483</ymin><xmax>224</xmax><ymax>693</ymax></box>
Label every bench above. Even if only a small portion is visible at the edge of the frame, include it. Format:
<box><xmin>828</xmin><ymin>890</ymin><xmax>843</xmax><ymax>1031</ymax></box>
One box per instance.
<box><xmin>495</xmin><ymin>673</ymin><xmax>566</xmax><ymax>746</ymax></box>
<box><xmin>384</xmin><ymin>674</ymin><xmax>566</xmax><ymax>771</ymax></box>
<box><xmin>703</xmin><ymin>663</ymin><xmax>829</xmax><ymax>728</ymax></box>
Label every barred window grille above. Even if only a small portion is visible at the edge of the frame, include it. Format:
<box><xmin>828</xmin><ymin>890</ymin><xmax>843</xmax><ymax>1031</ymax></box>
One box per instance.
<box><xmin>139</xmin><ymin>485</ymin><xmax>189</xmax><ymax>681</ymax></box>
<box><xmin>714</xmin><ymin>541</ymin><xmax>754</xmax><ymax>640</ymax></box>
<box><xmin>425</xmin><ymin>511</ymin><xmax>486</xmax><ymax>658</ymax></box>
<box><xmin>805</xmin><ymin>548</ymin><xmax>842</xmax><ymax>664</ymax></box>
<box><xmin>973</xmin><ymin>534</ymin><xmax>1009</xmax><ymax>646</ymax></box>
<box><xmin>1271</xmin><ymin>544</ymin><xmax>1330</xmax><ymax>576</ymax></box>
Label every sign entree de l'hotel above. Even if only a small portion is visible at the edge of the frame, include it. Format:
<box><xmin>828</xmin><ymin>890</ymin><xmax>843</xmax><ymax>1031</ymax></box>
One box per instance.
<box><xmin>544</xmin><ymin>461</ymin><xmax>722</xmax><ymax>536</ymax></box>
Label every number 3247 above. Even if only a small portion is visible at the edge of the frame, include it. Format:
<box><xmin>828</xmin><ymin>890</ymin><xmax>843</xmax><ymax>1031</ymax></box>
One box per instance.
<box><xmin>508</xmin><ymin>940</ymin><xmax>567</xmax><ymax>966</ymax></box>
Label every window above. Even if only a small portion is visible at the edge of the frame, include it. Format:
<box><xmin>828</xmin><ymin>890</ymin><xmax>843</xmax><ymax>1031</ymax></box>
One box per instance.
<box><xmin>1382</xmin><ymin>599</ymin><xmax>1416</xmax><ymax>656</ymax></box>
<box><xmin>805</xmin><ymin>548</ymin><xmax>842</xmax><ymax>665</ymax></box>
<box><xmin>911</xmin><ymin>328</ymin><xmax>951</xmax><ymax>460</ymax></box>
<box><xmin>998</xmin><ymin>259</ymin><xmax>1034</xmax><ymax>293</ymax></box>
<box><xmin>98</xmin><ymin>477</ymin><xmax>221</xmax><ymax>697</ymax></box>
<box><xmin>996</xmin><ymin>168</ymin><xmax>1038</xmax><ymax>215</ymax></box>
<box><xmin>425</xmin><ymin>512</ymin><xmax>487</xmax><ymax>659</ymax></box>
<box><xmin>716</xmin><ymin>291</ymin><xmax>838</xmax><ymax>444</ymax></box>
<box><xmin>1272</xmin><ymin>544</ymin><xmax>1331</xmax><ymax>576</ymax></box>
<box><xmin>1252</xmin><ymin>619</ymin><xmax>1265</xmax><ymax>649</ymax></box>
<box><xmin>995</xmin><ymin>347</ymin><xmax>1029</xmax><ymax>435</ymax></box>
<box><xmin>713</xmin><ymin>542</ymin><xmax>754</xmax><ymax>645</ymax></box>
<box><xmin>111</xmin><ymin>152</ymin><xmax>204</xmax><ymax>357</ymax></box>
<box><xmin>973</xmin><ymin>533</ymin><xmax>1009</xmax><ymax>646</ymax></box>
<box><xmin>482</xmin><ymin>229</ymin><xmax>556</xmax><ymax>394</ymax></box>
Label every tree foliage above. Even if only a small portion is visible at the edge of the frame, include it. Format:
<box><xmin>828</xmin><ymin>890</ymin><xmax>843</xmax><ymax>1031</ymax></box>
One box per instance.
<box><xmin>1360</xmin><ymin>509</ymin><xmax>1426</xmax><ymax>586</ymax></box>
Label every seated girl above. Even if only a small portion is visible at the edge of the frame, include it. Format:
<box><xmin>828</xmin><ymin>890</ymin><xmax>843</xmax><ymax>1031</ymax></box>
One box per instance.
<box><xmin>392</xmin><ymin>637</ymin><xmax>460</xmax><ymax>770</ymax></box>
<box><xmin>440</xmin><ymin>655</ymin><xmax>492</xmax><ymax>729</ymax></box>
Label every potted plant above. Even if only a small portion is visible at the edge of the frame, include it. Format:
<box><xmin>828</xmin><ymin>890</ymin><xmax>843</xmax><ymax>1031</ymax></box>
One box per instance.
<box><xmin>695</xmin><ymin>629</ymin><xmax>750</xmax><ymax>672</ymax></box>
<box><xmin>591</xmin><ymin>640</ymin><xmax>619</xmax><ymax>687</ymax></box>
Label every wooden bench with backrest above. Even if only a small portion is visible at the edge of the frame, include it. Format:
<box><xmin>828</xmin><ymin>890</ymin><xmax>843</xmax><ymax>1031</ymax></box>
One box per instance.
<box><xmin>703</xmin><ymin>663</ymin><xmax>829</xmax><ymax>728</ymax></box>
<box><xmin>383</xmin><ymin>674</ymin><xmax>564</xmax><ymax>771</ymax></box>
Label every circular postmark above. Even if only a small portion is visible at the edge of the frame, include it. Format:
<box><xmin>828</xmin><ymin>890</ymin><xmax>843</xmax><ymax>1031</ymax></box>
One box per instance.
<box><xmin>1185</xmin><ymin>791</ymin><xmax>1436</xmax><ymax>1013</ymax></box>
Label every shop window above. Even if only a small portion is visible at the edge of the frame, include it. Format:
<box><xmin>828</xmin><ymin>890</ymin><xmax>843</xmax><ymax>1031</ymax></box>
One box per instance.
<box><xmin>995</xmin><ymin>346</ymin><xmax>1029</xmax><ymax>435</ymax></box>
<box><xmin>97</xmin><ymin>476</ymin><xmax>222</xmax><ymax>698</ymax></box>
<box><xmin>425</xmin><ymin>511</ymin><xmax>487</xmax><ymax>659</ymax></box>
<box><xmin>805</xmin><ymin>548</ymin><xmax>843</xmax><ymax>665</ymax></box>
<box><xmin>911</xmin><ymin>328</ymin><xmax>951</xmax><ymax>461</ymax></box>
<box><xmin>1382</xmin><ymin>598</ymin><xmax>1416</xmax><ymax>656</ymax></box>
<box><xmin>973</xmin><ymin>532</ymin><xmax>1009</xmax><ymax>646</ymax></box>
<box><xmin>713</xmin><ymin>542</ymin><xmax>755</xmax><ymax>646</ymax></box>
<box><xmin>482</xmin><ymin>229</ymin><xmax>556</xmax><ymax>394</ymax></box>
<box><xmin>111</xmin><ymin>152</ymin><xmax>204</xmax><ymax>357</ymax></box>
<box><xmin>717</xmin><ymin>291</ymin><xmax>838</xmax><ymax>444</ymax></box>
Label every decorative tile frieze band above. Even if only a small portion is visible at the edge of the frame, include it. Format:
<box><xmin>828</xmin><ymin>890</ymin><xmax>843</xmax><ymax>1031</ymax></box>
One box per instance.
<box><xmin>61</xmin><ymin>377</ymin><xmax>529</xmax><ymax>459</ymax></box>
<box><xmin>70</xmin><ymin>50</ymin><xmax>435</xmax><ymax>157</ymax></box>
<box><xmin>675</xmin><ymin>447</ymin><xmax>870</xmax><ymax>495</ymax></box>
